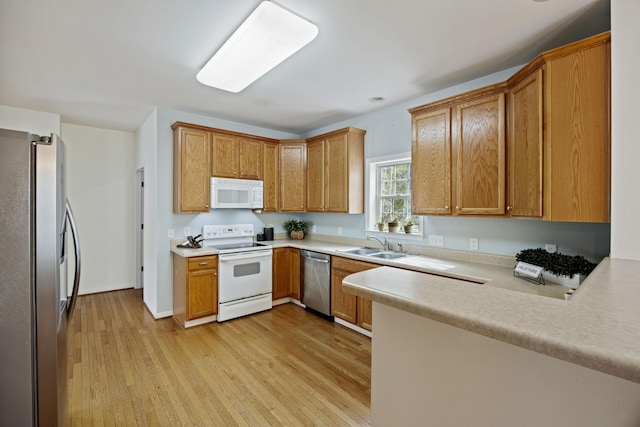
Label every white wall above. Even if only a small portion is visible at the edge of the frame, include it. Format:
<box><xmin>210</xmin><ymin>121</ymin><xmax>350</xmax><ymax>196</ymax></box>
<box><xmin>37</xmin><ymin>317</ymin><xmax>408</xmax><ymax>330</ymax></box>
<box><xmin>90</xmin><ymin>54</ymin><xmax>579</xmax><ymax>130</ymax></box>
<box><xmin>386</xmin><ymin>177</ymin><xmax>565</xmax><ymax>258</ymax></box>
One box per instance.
<box><xmin>610</xmin><ymin>1</ymin><xmax>640</xmax><ymax>261</ymax></box>
<box><xmin>0</xmin><ymin>105</ymin><xmax>60</xmax><ymax>136</ymax></box>
<box><xmin>62</xmin><ymin>123</ymin><xmax>136</xmax><ymax>294</ymax></box>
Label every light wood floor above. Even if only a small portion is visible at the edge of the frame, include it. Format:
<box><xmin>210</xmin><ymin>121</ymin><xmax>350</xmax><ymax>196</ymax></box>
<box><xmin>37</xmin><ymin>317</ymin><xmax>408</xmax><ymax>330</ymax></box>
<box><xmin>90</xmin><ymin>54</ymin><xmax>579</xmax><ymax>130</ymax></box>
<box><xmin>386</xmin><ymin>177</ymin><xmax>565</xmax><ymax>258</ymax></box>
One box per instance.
<box><xmin>67</xmin><ymin>289</ymin><xmax>371</xmax><ymax>426</ymax></box>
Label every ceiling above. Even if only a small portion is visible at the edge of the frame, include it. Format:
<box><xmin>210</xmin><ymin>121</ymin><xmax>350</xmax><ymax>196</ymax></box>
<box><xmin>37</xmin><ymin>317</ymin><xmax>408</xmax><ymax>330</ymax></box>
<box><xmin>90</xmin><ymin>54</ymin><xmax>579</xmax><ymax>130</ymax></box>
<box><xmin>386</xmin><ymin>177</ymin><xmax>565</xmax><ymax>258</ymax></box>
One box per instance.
<box><xmin>0</xmin><ymin>0</ymin><xmax>610</xmax><ymax>135</ymax></box>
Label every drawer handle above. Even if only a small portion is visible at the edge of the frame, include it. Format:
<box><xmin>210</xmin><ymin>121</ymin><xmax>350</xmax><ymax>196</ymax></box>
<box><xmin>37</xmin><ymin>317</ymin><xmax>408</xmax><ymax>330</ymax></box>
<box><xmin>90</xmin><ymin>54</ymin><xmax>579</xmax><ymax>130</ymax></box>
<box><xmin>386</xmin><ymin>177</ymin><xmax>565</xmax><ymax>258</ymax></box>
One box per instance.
<box><xmin>199</xmin><ymin>262</ymin><xmax>208</xmax><ymax>265</ymax></box>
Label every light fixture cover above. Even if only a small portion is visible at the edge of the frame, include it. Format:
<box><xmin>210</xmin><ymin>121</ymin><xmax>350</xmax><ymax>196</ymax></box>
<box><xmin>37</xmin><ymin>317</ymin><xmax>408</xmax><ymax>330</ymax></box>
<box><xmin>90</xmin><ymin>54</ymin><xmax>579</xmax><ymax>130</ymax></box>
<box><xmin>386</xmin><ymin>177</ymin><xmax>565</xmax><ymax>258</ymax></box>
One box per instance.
<box><xmin>196</xmin><ymin>1</ymin><xmax>318</xmax><ymax>93</ymax></box>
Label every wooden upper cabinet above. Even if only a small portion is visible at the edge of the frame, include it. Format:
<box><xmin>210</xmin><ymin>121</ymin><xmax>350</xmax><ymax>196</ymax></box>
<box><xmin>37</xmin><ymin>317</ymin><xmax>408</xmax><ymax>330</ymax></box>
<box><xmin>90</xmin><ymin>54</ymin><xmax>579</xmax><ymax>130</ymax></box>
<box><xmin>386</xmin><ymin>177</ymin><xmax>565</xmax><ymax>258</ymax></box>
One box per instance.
<box><xmin>508</xmin><ymin>68</ymin><xmax>543</xmax><ymax>218</ymax></box>
<box><xmin>411</xmin><ymin>107</ymin><xmax>452</xmax><ymax>215</ymax></box>
<box><xmin>211</xmin><ymin>133</ymin><xmax>263</xmax><ymax>180</ymax></box>
<box><xmin>172</xmin><ymin>124</ymin><xmax>211</xmax><ymax>213</ymax></box>
<box><xmin>306</xmin><ymin>127</ymin><xmax>365</xmax><ymax>214</ymax></box>
<box><xmin>306</xmin><ymin>139</ymin><xmax>325</xmax><ymax>212</ymax></box>
<box><xmin>262</xmin><ymin>141</ymin><xmax>279</xmax><ymax>212</ymax></box>
<box><xmin>455</xmin><ymin>91</ymin><xmax>506</xmax><ymax>215</ymax></box>
<box><xmin>409</xmin><ymin>87</ymin><xmax>506</xmax><ymax>217</ymax></box>
<box><xmin>542</xmin><ymin>34</ymin><xmax>611</xmax><ymax>223</ymax></box>
<box><xmin>279</xmin><ymin>140</ymin><xmax>307</xmax><ymax>212</ymax></box>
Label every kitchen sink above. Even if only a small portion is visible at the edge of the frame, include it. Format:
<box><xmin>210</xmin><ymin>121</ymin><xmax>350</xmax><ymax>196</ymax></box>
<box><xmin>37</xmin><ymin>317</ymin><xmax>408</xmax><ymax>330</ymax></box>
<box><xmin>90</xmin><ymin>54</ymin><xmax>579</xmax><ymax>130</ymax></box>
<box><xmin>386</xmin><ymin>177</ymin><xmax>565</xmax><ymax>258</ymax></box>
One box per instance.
<box><xmin>338</xmin><ymin>247</ymin><xmax>410</xmax><ymax>259</ymax></box>
<box><xmin>339</xmin><ymin>247</ymin><xmax>381</xmax><ymax>256</ymax></box>
<box><xmin>367</xmin><ymin>251</ymin><xmax>410</xmax><ymax>260</ymax></box>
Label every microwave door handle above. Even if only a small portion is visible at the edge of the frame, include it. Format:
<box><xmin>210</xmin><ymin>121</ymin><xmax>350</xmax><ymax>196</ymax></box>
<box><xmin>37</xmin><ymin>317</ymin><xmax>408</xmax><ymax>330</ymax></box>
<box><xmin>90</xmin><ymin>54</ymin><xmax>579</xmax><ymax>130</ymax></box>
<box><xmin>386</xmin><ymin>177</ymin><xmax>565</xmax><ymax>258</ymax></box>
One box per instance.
<box><xmin>65</xmin><ymin>199</ymin><xmax>81</xmax><ymax>319</ymax></box>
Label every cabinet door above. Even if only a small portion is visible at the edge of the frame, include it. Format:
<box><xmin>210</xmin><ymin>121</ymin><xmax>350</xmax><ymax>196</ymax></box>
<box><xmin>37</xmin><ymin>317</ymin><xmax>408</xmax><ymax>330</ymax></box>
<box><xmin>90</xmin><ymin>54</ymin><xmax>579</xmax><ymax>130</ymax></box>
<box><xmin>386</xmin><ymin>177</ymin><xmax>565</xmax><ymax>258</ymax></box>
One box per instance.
<box><xmin>187</xmin><ymin>269</ymin><xmax>217</xmax><ymax>320</ymax></box>
<box><xmin>239</xmin><ymin>138</ymin><xmax>263</xmax><ymax>179</ymax></box>
<box><xmin>289</xmin><ymin>248</ymin><xmax>301</xmax><ymax>300</ymax></box>
<box><xmin>455</xmin><ymin>92</ymin><xmax>506</xmax><ymax>215</ymax></box>
<box><xmin>262</xmin><ymin>142</ymin><xmax>279</xmax><ymax>212</ymax></box>
<box><xmin>173</xmin><ymin>127</ymin><xmax>211</xmax><ymax>213</ymax></box>
<box><xmin>544</xmin><ymin>41</ymin><xmax>610</xmax><ymax>222</ymax></box>
<box><xmin>331</xmin><ymin>268</ymin><xmax>357</xmax><ymax>324</ymax></box>
<box><xmin>509</xmin><ymin>69</ymin><xmax>543</xmax><ymax>218</ymax></box>
<box><xmin>357</xmin><ymin>297</ymin><xmax>373</xmax><ymax>331</ymax></box>
<box><xmin>325</xmin><ymin>134</ymin><xmax>349</xmax><ymax>213</ymax></box>
<box><xmin>272</xmin><ymin>248</ymin><xmax>290</xmax><ymax>300</ymax></box>
<box><xmin>411</xmin><ymin>108</ymin><xmax>452</xmax><ymax>215</ymax></box>
<box><xmin>279</xmin><ymin>142</ymin><xmax>307</xmax><ymax>212</ymax></box>
<box><xmin>306</xmin><ymin>140</ymin><xmax>325</xmax><ymax>212</ymax></box>
<box><xmin>211</xmin><ymin>134</ymin><xmax>239</xmax><ymax>178</ymax></box>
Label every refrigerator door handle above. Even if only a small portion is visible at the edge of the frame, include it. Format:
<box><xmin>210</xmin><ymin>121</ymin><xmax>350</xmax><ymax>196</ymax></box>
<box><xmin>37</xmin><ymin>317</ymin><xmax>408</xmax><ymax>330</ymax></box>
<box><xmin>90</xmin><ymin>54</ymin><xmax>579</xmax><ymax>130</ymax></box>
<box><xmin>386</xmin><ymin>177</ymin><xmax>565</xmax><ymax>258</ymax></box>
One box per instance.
<box><xmin>65</xmin><ymin>199</ymin><xmax>81</xmax><ymax>319</ymax></box>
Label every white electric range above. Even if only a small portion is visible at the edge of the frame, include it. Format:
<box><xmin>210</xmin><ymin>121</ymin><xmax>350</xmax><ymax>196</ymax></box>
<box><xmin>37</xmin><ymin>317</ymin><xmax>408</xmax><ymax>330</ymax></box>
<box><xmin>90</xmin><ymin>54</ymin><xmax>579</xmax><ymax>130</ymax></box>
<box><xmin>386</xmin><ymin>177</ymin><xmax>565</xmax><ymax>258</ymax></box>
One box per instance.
<box><xmin>202</xmin><ymin>224</ymin><xmax>273</xmax><ymax>322</ymax></box>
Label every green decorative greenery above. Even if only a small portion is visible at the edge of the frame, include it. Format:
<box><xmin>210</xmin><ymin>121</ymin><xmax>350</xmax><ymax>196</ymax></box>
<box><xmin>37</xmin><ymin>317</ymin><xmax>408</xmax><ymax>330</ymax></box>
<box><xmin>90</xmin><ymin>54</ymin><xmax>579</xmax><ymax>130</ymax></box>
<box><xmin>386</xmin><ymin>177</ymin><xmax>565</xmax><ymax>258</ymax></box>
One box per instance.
<box><xmin>283</xmin><ymin>219</ymin><xmax>309</xmax><ymax>232</ymax></box>
<box><xmin>404</xmin><ymin>218</ymin><xmax>414</xmax><ymax>227</ymax></box>
<box><xmin>515</xmin><ymin>248</ymin><xmax>597</xmax><ymax>278</ymax></box>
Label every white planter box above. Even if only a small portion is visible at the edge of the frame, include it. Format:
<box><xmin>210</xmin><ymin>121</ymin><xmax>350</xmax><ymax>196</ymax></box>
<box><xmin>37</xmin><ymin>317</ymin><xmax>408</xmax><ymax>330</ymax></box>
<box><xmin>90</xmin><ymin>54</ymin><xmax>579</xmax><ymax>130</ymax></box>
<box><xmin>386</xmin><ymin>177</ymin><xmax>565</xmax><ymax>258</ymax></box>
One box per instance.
<box><xmin>541</xmin><ymin>270</ymin><xmax>584</xmax><ymax>288</ymax></box>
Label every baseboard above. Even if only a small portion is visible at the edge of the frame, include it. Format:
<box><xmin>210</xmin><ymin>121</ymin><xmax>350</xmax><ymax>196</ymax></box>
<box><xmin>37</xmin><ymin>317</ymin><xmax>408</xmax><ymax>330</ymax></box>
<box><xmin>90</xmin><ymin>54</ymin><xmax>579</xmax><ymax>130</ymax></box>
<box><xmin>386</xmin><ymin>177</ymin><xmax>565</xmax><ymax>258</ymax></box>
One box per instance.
<box><xmin>334</xmin><ymin>317</ymin><xmax>372</xmax><ymax>338</ymax></box>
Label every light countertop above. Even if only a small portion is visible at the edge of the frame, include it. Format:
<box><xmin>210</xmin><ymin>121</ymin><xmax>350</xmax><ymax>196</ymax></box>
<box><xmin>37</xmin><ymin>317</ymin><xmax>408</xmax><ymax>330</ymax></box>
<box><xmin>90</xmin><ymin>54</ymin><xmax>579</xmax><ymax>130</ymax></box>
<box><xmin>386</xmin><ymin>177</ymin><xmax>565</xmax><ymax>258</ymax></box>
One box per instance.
<box><xmin>343</xmin><ymin>258</ymin><xmax>640</xmax><ymax>384</ymax></box>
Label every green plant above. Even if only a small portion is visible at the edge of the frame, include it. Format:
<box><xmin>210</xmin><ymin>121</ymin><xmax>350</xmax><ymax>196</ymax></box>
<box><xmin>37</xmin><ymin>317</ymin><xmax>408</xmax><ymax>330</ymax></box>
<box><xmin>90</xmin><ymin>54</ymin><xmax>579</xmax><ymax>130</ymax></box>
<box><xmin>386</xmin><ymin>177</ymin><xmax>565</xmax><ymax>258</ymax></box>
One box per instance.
<box><xmin>404</xmin><ymin>218</ymin><xmax>414</xmax><ymax>227</ymax></box>
<box><xmin>388</xmin><ymin>216</ymin><xmax>399</xmax><ymax>224</ymax></box>
<box><xmin>515</xmin><ymin>248</ymin><xmax>597</xmax><ymax>278</ymax></box>
<box><xmin>283</xmin><ymin>219</ymin><xmax>309</xmax><ymax>232</ymax></box>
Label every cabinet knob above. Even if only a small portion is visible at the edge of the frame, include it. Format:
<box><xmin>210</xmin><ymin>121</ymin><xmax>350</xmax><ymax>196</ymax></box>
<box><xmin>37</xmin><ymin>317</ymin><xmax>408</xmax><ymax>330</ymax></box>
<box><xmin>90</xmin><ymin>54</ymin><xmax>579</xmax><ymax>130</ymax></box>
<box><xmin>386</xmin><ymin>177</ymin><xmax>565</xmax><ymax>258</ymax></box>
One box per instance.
<box><xmin>456</xmin><ymin>205</ymin><xmax>460</xmax><ymax>210</ymax></box>
<box><xmin>233</xmin><ymin>171</ymin><xmax>237</xmax><ymax>175</ymax></box>
<box><xmin>240</xmin><ymin>172</ymin><xmax>245</xmax><ymax>176</ymax></box>
<box><xmin>507</xmin><ymin>205</ymin><xmax>513</xmax><ymax>211</ymax></box>
<box><xmin>444</xmin><ymin>205</ymin><xmax>449</xmax><ymax>209</ymax></box>
<box><xmin>205</xmin><ymin>204</ymin><xmax>209</xmax><ymax>208</ymax></box>
<box><xmin>214</xmin><ymin>272</ymin><xmax>217</xmax><ymax>276</ymax></box>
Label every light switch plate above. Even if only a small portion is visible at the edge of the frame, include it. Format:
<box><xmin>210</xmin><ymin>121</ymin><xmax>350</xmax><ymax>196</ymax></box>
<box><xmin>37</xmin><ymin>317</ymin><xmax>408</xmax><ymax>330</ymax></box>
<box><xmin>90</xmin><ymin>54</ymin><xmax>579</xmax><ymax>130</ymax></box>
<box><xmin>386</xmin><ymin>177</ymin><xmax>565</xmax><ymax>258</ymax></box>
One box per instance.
<box><xmin>168</xmin><ymin>228</ymin><xmax>174</xmax><ymax>238</ymax></box>
<box><xmin>470</xmin><ymin>238</ymin><xmax>479</xmax><ymax>251</ymax></box>
<box><xmin>184</xmin><ymin>227</ymin><xmax>191</xmax><ymax>237</ymax></box>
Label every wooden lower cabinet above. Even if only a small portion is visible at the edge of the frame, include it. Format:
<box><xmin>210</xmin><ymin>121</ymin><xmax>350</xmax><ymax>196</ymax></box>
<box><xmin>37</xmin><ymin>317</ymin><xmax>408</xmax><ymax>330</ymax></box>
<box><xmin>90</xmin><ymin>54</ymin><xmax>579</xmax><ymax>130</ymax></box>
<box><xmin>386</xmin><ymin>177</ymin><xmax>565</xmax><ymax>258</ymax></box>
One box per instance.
<box><xmin>173</xmin><ymin>254</ymin><xmax>218</xmax><ymax>327</ymax></box>
<box><xmin>331</xmin><ymin>256</ymin><xmax>378</xmax><ymax>331</ymax></box>
<box><xmin>272</xmin><ymin>248</ymin><xmax>301</xmax><ymax>301</ymax></box>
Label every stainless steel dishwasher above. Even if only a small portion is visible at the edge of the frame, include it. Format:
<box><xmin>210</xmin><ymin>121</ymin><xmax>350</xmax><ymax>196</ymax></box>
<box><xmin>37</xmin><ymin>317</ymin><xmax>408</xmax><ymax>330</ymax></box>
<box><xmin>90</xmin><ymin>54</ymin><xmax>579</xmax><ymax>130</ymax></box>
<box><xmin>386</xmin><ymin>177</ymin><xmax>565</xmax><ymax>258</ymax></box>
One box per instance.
<box><xmin>301</xmin><ymin>250</ymin><xmax>333</xmax><ymax>319</ymax></box>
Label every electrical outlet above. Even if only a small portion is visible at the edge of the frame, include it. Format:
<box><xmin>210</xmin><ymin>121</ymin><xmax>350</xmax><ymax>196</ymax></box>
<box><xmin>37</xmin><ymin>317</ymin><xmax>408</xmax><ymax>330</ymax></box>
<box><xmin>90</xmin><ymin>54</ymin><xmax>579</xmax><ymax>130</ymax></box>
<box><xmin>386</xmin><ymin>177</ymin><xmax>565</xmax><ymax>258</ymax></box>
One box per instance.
<box><xmin>545</xmin><ymin>244</ymin><xmax>557</xmax><ymax>253</ymax></box>
<box><xmin>312</xmin><ymin>225</ymin><xmax>317</xmax><ymax>233</ymax></box>
<box><xmin>168</xmin><ymin>228</ymin><xmax>174</xmax><ymax>238</ymax></box>
<box><xmin>337</xmin><ymin>226</ymin><xmax>342</xmax><ymax>236</ymax></box>
<box><xmin>470</xmin><ymin>238</ymin><xmax>479</xmax><ymax>251</ymax></box>
<box><xmin>428</xmin><ymin>234</ymin><xmax>443</xmax><ymax>246</ymax></box>
<box><xmin>184</xmin><ymin>227</ymin><xmax>190</xmax><ymax>237</ymax></box>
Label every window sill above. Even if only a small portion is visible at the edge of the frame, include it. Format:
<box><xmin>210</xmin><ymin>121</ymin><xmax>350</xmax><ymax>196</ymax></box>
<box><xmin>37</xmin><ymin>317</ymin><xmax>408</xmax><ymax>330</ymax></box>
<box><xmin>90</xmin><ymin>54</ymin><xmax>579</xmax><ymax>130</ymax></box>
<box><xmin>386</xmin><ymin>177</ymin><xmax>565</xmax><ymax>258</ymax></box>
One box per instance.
<box><xmin>366</xmin><ymin>230</ymin><xmax>425</xmax><ymax>241</ymax></box>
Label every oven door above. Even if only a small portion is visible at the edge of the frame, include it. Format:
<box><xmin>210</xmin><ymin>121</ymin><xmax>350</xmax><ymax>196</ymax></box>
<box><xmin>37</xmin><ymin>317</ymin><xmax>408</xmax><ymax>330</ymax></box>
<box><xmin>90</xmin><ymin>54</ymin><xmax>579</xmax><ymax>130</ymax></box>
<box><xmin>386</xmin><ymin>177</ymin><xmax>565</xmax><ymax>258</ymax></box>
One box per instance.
<box><xmin>218</xmin><ymin>249</ymin><xmax>273</xmax><ymax>303</ymax></box>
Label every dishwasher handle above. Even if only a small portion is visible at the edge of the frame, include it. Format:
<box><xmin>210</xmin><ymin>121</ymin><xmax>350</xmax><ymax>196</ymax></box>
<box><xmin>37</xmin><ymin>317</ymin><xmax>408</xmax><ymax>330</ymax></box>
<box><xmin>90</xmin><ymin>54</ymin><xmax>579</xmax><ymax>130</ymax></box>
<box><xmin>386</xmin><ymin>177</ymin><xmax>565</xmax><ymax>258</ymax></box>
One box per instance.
<box><xmin>301</xmin><ymin>250</ymin><xmax>330</xmax><ymax>263</ymax></box>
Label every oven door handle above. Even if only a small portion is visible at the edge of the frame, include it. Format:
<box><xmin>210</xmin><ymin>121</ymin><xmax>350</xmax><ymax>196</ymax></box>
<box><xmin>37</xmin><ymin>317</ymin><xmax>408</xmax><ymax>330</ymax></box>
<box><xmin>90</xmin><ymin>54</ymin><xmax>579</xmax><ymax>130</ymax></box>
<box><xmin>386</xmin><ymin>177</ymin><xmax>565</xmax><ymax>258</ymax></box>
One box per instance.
<box><xmin>218</xmin><ymin>250</ymin><xmax>273</xmax><ymax>262</ymax></box>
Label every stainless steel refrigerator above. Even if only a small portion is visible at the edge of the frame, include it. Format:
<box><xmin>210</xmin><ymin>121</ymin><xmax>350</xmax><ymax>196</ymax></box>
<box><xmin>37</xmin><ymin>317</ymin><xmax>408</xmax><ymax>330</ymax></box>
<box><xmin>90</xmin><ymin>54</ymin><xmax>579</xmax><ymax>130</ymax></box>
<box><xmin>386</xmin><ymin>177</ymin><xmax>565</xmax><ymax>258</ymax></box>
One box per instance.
<box><xmin>0</xmin><ymin>128</ymin><xmax>81</xmax><ymax>426</ymax></box>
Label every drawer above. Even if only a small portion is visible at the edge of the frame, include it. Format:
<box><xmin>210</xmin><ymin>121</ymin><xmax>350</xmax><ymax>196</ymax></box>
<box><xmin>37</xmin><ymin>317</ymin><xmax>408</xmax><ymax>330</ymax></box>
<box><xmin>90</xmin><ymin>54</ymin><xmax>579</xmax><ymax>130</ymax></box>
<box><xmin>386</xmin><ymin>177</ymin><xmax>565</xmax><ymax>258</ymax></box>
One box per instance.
<box><xmin>332</xmin><ymin>255</ymin><xmax>379</xmax><ymax>273</ymax></box>
<box><xmin>188</xmin><ymin>256</ymin><xmax>217</xmax><ymax>271</ymax></box>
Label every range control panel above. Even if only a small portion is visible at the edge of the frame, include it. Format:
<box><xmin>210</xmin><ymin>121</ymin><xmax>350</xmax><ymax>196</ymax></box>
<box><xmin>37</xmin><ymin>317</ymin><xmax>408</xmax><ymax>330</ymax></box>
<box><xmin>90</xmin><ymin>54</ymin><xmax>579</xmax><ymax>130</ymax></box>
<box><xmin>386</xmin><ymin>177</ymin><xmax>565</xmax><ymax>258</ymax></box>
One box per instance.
<box><xmin>202</xmin><ymin>224</ymin><xmax>255</xmax><ymax>240</ymax></box>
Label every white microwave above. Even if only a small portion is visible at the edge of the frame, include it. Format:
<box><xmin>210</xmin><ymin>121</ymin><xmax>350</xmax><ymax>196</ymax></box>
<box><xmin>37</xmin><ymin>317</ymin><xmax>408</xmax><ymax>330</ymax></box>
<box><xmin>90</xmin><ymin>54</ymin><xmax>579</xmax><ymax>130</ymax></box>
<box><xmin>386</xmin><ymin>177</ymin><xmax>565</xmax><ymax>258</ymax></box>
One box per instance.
<box><xmin>210</xmin><ymin>177</ymin><xmax>263</xmax><ymax>209</ymax></box>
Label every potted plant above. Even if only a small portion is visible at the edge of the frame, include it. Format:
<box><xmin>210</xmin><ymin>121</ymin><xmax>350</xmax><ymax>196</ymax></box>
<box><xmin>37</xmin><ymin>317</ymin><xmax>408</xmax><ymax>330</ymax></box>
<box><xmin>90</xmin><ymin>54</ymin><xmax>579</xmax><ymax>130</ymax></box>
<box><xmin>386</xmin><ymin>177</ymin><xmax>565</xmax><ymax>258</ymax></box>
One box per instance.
<box><xmin>387</xmin><ymin>217</ymin><xmax>400</xmax><ymax>233</ymax></box>
<box><xmin>403</xmin><ymin>218</ymin><xmax>414</xmax><ymax>234</ymax></box>
<box><xmin>515</xmin><ymin>248</ymin><xmax>597</xmax><ymax>287</ymax></box>
<box><xmin>284</xmin><ymin>219</ymin><xmax>309</xmax><ymax>240</ymax></box>
<box><xmin>376</xmin><ymin>216</ymin><xmax>386</xmax><ymax>231</ymax></box>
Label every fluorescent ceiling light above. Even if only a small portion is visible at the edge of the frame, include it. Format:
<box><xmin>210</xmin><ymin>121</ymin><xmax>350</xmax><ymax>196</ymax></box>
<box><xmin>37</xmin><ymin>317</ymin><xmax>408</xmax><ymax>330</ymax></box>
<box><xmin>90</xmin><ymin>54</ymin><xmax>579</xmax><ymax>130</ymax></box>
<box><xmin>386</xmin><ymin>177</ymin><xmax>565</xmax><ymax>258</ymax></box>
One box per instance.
<box><xmin>196</xmin><ymin>1</ymin><xmax>318</xmax><ymax>93</ymax></box>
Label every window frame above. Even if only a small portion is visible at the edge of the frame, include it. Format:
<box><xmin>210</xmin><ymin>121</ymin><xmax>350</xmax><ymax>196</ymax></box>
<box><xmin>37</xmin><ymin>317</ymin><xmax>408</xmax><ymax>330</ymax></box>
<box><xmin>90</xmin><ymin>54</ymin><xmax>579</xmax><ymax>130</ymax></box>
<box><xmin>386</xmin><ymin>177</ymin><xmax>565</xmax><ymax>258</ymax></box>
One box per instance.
<box><xmin>366</xmin><ymin>154</ymin><xmax>423</xmax><ymax>239</ymax></box>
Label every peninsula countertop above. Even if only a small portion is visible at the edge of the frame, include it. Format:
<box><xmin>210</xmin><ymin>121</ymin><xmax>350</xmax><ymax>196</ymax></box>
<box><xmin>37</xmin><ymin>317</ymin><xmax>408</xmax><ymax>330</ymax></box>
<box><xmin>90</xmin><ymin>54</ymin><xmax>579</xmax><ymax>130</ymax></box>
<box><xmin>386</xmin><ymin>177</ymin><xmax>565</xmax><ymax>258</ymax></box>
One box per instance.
<box><xmin>342</xmin><ymin>257</ymin><xmax>640</xmax><ymax>384</ymax></box>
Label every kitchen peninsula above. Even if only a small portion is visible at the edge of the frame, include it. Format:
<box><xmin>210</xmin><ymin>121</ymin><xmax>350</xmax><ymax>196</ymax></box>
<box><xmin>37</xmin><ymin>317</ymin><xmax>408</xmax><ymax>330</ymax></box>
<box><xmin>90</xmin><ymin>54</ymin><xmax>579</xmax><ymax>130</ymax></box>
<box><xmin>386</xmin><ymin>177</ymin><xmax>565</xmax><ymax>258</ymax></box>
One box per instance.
<box><xmin>343</xmin><ymin>259</ymin><xmax>640</xmax><ymax>426</ymax></box>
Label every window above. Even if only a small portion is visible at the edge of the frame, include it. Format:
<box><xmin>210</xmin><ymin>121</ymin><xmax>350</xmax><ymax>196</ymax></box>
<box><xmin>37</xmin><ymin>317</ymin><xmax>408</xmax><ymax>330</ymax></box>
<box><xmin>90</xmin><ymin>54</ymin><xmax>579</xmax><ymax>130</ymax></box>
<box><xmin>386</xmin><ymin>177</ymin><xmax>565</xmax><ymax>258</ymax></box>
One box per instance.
<box><xmin>370</xmin><ymin>157</ymin><xmax>421</xmax><ymax>234</ymax></box>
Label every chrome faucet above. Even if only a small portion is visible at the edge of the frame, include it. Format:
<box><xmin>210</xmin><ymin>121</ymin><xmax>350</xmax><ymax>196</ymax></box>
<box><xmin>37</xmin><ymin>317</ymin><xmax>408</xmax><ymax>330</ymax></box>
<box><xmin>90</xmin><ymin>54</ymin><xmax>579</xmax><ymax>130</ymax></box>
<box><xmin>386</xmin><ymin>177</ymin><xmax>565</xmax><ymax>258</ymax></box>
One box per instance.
<box><xmin>367</xmin><ymin>235</ymin><xmax>388</xmax><ymax>251</ymax></box>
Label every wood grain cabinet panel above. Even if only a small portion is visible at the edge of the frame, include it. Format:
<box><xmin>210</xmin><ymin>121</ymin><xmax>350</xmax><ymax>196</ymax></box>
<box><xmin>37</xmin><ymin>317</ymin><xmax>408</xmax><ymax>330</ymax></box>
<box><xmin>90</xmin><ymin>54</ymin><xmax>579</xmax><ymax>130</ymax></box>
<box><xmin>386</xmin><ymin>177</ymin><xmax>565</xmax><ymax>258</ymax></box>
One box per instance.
<box><xmin>172</xmin><ymin>125</ymin><xmax>211</xmax><ymax>213</ymax></box>
<box><xmin>411</xmin><ymin>107</ymin><xmax>452</xmax><ymax>215</ymax></box>
<box><xmin>262</xmin><ymin>142</ymin><xmax>279</xmax><ymax>212</ymax></box>
<box><xmin>542</xmin><ymin>35</ymin><xmax>610</xmax><ymax>222</ymax></box>
<box><xmin>306</xmin><ymin>128</ymin><xmax>365</xmax><ymax>214</ymax></box>
<box><xmin>211</xmin><ymin>134</ymin><xmax>263</xmax><ymax>180</ymax></box>
<box><xmin>508</xmin><ymin>68</ymin><xmax>543</xmax><ymax>218</ymax></box>
<box><xmin>173</xmin><ymin>254</ymin><xmax>218</xmax><ymax>327</ymax></box>
<box><xmin>279</xmin><ymin>141</ymin><xmax>307</xmax><ymax>212</ymax></box>
<box><xmin>331</xmin><ymin>256</ymin><xmax>378</xmax><ymax>331</ymax></box>
<box><xmin>455</xmin><ymin>92</ymin><xmax>506</xmax><ymax>215</ymax></box>
<box><xmin>272</xmin><ymin>247</ymin><xmax>301</xmax><ymax>301</ymax></box>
